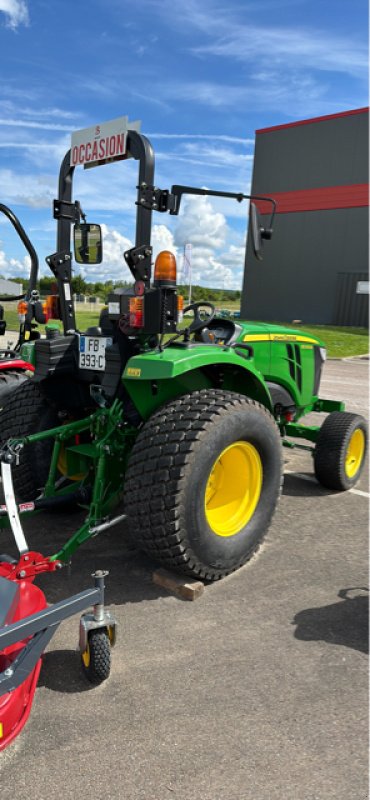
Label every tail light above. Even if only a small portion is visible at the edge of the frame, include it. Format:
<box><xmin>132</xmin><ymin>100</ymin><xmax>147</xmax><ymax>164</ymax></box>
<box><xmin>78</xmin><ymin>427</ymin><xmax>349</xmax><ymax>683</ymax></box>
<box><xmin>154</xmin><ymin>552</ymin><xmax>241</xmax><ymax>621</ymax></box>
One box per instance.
<box><xmin>42</xmin><ymin>295</ymin><xmax>61</xmax><ymax>322</ymax></box>
<box><xmin>154</xmin><ymin>251</ymin><xmax>177</xmax><ymax>286</ymax></box>
<box><xmin>177</xmin><ymin>294</ymin><xmax>184</xmax><ymax>323</ymax></box>
<box><xmin>17</xmin><ymin>300</ymin><xmax>28</xmax><ymax>321</ymax></box>
<box><xmin>129</xmin><ymin>297</ymin><xmax>144</xmax><ymax>328</ymax></box>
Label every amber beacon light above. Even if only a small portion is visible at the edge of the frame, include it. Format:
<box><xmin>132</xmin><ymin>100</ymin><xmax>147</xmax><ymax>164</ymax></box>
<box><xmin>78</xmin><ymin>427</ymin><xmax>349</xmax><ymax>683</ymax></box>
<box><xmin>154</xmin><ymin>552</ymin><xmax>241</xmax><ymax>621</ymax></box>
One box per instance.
<box><xmin>154</xmin><ymin>251</ymin><xmax>177</xmax><ymax>285</ymax></box>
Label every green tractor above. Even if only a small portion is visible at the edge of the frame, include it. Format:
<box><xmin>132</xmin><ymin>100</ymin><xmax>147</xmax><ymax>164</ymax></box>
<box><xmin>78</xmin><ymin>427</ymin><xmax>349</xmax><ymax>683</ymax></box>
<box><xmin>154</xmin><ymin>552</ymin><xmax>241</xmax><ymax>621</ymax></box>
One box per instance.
<box><xmin>0</xmin><ymin>122</ymin><xmax>367</xmax><ymax>581</ymax></box>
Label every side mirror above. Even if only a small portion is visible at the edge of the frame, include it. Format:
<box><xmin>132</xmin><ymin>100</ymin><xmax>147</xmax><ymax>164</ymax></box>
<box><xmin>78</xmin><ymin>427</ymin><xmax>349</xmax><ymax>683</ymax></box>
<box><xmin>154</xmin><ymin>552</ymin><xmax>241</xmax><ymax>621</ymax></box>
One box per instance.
<box><xmin>250</xmin><ymin>203</ymin><xmax>263</xmax><ymax>261</ymax></box>
<box><xmin>74</xmin><ymin>223</ymin><xmax>102</xmax><ymax>264</ymax></box>
<box><xmin>250</xmin><ymin>202</ymin><xmax>274</xmax><ymax>261</ymax></box>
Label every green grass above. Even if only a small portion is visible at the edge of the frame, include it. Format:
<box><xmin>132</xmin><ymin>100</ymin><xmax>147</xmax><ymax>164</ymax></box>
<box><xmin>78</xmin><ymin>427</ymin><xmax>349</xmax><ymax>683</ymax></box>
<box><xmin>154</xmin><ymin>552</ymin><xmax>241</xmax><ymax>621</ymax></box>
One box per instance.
<box><xmin>2</xmin><ymin>303</ymin><xmax>368</xmax><ymax>359</ymax></box>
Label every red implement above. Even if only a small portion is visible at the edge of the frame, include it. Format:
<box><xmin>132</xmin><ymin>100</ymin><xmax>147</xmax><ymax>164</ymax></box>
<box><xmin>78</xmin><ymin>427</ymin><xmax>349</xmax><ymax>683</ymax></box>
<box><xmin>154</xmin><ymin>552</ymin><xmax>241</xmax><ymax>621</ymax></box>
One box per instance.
<box><xmin>0</xmin><ymin>560</ymin><xmax>47</xmax><ymax>750</ymax></box>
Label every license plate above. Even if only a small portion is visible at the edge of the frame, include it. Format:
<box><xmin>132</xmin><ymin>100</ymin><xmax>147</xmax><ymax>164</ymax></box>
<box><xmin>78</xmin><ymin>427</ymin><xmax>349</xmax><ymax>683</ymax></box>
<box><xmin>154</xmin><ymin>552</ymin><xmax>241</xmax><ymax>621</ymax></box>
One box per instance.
<box><xmin>79</xmin><ymin>336</ymin><xmax>112</xmax><ymax>371</ymax></box>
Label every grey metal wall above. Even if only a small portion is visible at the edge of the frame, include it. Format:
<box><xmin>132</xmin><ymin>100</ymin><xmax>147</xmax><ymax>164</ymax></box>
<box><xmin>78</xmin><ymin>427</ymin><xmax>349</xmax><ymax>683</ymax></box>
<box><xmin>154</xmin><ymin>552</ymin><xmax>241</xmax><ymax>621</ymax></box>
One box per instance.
<box><xmin>334</xmin><ymin>272</ymin><xmax>368</xmax><ymax>327</ymax></box>
<box><xmin>242</xmin><ymin>111</ymin><xmax>369</xmax><ymax>326</ymax></box>
<box><xmin>243</xmin><ymin>206</ymin><xmax>368</xmax><ymax>325</ymax></box>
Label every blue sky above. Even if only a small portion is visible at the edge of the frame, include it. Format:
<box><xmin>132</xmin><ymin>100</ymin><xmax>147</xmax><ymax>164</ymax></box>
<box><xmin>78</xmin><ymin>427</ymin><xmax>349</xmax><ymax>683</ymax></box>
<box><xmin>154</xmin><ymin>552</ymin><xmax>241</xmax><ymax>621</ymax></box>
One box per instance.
<box><xmin>0</xmin><ymin>0</ymin><xmax>367</xmax><ymax>289</ymax></box>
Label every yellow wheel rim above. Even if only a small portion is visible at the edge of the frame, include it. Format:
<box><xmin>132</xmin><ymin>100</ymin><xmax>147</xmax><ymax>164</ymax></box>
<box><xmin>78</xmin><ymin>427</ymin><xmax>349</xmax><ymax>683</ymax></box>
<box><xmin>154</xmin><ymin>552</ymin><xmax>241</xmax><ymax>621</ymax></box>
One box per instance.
<box><xmin>57</xmin><ymin>422</ymin><xmax>86</xmax><ymax>481</ymax></box>
<box><xmin>205</xmin><ymin>441</ymin><xmax>263</xmax><ymax>537</ymax></box>
<box><xmin>345</xmin><ymin>429</ymin><xmax>365</xmax><ymax>478</ymax></box>
<box><xmin>81</xmin><ymin>643</ymin><xmax>90</xmax><ymax>668</ymax></box>
<box><xmin>57</xmin><ymin>439</ymin><xmax>86</xmax><ymax>482</ymax></box>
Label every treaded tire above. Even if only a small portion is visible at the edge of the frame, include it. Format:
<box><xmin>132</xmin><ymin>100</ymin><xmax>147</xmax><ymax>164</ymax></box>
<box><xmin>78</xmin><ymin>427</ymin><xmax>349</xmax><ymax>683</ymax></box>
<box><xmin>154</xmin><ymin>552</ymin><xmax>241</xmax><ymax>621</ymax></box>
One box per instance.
<box><xmin>81</xmin><ymin>630</ymin><xmax>111</xmax><ymax>685</ymax></box>
<box><xmin>0</xmin><ymin>370</ymin><xmax>29</xmax><ymax>407</ymax></box>
<box><xmin>0</xmin><ymin>380</ymin><xmax>59</xmax><ymax>500</ymax></box>
<box><xmin>314</xmin><ymin>411</ymin><xmax>368</xmax><ymax>491</ymax></box>
<box><xmin>124</xmin><ymin>389</ymin><xmax>283</xmax><ymax>581</ymax></box>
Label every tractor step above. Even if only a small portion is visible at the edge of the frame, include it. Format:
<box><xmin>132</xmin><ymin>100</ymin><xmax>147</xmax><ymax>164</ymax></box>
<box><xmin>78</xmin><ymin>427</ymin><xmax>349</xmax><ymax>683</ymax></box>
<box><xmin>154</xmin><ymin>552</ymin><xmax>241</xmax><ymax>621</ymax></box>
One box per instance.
<box><xmin>89</xmin><ymin>513</ymin><xmax>127</xmax><ymax>535</ymax></box>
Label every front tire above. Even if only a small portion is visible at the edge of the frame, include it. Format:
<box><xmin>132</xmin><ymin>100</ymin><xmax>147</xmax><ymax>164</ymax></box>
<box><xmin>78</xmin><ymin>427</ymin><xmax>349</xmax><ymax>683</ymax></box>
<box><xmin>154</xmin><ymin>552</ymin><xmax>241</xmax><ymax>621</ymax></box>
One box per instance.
<box><xmin>124</xmin><ymin>389</ymin><xmax>283</xmax><ymax>581</ymax></box>
<box><xmin>314</xmin><ymin>411</ymin><xmax>368</xmax><ymax>490</ymax></box>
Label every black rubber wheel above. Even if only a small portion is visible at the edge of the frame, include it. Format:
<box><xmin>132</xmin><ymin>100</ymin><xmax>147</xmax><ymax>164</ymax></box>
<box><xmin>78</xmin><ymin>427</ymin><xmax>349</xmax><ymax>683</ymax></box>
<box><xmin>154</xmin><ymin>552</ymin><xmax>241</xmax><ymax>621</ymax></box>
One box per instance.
<box><xmin>0</xmin><ymin>370</ymin><xmax>29</xmax><ymax>408</ymax></box>
<box><xmin>81</xmin><ymin>629</ymin><xmax>111</xmax><ymax>685</ymax></box>
<box><xmin>0</xmin><ymin>380</ymin><xmax>59</xmax><ymax>500</ymax></box>
<box><xmin>124</xmin><ymin>389</ymin><xmax>283</xmax><ymax>581</ymax></box>
<box><xmin>314</xmin><ymin>411</ymin><xmax>368</xmax><ymax>490</ymax></box>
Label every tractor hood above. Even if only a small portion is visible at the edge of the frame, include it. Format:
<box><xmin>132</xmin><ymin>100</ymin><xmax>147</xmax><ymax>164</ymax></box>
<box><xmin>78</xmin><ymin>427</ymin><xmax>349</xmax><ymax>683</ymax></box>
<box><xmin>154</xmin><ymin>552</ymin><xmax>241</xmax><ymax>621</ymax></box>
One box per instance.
<box><xmin>235</xmin><ymin>320</ymin><xmax>323</xmax><ymax>347</ymax></box>
<box><xmin>123</xmin><ymin>342</ymin><xmax>264</xmax><ymax>380</ymax></box>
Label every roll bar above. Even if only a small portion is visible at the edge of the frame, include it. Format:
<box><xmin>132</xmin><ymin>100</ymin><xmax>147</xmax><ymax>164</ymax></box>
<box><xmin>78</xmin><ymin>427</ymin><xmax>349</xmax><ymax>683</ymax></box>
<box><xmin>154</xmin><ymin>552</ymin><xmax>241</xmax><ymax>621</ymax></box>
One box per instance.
<box><xmin>50</xmin><ymin>129</ymin><xmax>276</xmax><ymax>334</ymax></box>
<box><xmin>0</xmin><ymin>204</ymin><xmax>39</xmax><ymax>300</ymax></box>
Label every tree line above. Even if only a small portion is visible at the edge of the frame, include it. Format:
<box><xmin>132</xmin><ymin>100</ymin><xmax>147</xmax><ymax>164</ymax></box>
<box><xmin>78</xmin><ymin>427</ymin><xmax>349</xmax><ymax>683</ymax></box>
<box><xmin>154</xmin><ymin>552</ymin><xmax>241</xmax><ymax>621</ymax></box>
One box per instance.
<box><xmin>2</xmin><ymin>275</ymin><xmax>241</xmax><ymax>303</ymax></box>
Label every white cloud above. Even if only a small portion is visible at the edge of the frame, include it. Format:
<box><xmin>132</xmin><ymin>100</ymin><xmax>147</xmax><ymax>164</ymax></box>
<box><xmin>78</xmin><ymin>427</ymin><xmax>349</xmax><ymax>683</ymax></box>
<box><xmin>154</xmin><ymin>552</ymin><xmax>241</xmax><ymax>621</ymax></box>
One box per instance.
<box><xmin>0</xmin><ymin>169</ymin><xmax>55</xmax><ymax>207</ymax></box>
<box><xmin>151</xmin><ymin>224</ymin><xmax>178</xmax><ymax>263</ymax></box>
<box><xmin>0</xmin><ymin>204</ymin><xmax>246</xmax><ymax>290</ymax></box>
<box><xmin>159</xmin><ymin>73</ymin><xmax>345</xmax><ymax>119</ymax></box>
<box><xmin>0</xmin><ymin>0</ymin><xmax>28</xmax><ymax>29</ymax></box>
<box><xmin>179</xmin><ymin>142</ymin><xmax>253</xmax><ymax>169</ymax></box>
<box><xmin>76</xmin><ymin>224</ymin><xmax>133</xmax><ymax>281</ymax></box>
<box><xmin>175</xmin><ymin>194</ymin><xmax>227</xmax><ymax>251</ymax></box>
<box><xmin>154</xmin><ymin>0</ymin><xmax>367</xmax><ymax>79</ymax></box>
<box><xmin>174</xmin><ymin>195</ymin><xmax>244</xmax><ymax>289</ymax></box>
<box><xmin>147</xmin><ymin>133</ymin><xmax>254</xmax><ymax>146</ymax></box>
<box><xmin>155</xmin><ymin>143</ymin><xmax>253</xmax><ymax>176</ymax></box>
<box><xmin>74</xmin><ymin>223</ymin><xmax>179</xmax><ymax>283</ymax></box>
<box><xmin>193</xmin><ymin>25</ymin><xmax>367</xmax><ymax>79</ymax></box>
<box><xmin>0</xmin><ymin>245</ymin><xmax>30</xmax><ymax>277</ymax></box>
<box><xmin>0</xmin><ymin>118</ymin><xmax>76</xmax><ymax>132</ymax></box>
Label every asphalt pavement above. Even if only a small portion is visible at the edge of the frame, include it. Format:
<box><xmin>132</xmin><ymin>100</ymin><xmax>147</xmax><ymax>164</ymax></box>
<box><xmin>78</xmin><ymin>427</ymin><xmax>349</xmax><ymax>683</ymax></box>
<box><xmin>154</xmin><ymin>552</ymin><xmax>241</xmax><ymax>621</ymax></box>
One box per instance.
<box><xmin>0</xmin><ymin>357</ymin><xmax>368</xmax><ymax>800</ymax></box>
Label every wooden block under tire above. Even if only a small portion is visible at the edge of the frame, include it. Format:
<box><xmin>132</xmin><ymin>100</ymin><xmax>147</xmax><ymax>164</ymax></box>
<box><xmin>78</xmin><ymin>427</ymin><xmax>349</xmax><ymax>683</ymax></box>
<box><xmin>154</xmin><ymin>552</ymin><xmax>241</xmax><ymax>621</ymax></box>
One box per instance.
<box><xmin>152</xmin><ymin>568</ymin><xmax>205</xmax><ymax>601</ymax></box>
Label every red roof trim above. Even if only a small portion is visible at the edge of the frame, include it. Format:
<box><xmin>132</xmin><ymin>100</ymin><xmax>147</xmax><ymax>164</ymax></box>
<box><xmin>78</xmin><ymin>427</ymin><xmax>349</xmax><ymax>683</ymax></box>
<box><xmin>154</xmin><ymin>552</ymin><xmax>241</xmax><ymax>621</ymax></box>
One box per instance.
<box><xmin>255</xmin><ymin>184</ymin><xmax>369</xmax><ymax>215</ymax></box>
<box><xmin>256</xmin><ymin>107</ymin><xmax>369</xmax><ymax>135</ymax></box>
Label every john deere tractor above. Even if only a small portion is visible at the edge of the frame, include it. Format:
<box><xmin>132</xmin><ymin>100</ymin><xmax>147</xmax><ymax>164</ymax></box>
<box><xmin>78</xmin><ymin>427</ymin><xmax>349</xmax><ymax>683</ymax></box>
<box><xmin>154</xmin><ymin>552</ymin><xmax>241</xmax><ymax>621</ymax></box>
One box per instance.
<box><xmin>0</xmin><ymin>122</ymin><xmax>367</xmax><ymax>581</ymax></box>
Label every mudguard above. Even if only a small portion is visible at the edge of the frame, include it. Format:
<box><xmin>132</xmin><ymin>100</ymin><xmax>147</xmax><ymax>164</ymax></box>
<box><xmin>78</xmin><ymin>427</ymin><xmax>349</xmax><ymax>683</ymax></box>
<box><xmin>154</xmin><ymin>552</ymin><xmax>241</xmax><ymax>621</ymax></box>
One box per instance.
<box><xmin>122</xmin><ymin>344</ymin><xmax>273</xmax><ymax>420</ymax></box>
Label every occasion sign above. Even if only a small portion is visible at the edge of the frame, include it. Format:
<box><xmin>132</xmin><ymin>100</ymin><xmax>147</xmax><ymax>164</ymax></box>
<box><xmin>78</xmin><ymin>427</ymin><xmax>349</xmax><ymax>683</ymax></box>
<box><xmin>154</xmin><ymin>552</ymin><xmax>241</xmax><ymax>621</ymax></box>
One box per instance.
<box><xmin>70</xmin><ymin>116</ymin><xmax>141</xmax><ymax>168</ymax></box>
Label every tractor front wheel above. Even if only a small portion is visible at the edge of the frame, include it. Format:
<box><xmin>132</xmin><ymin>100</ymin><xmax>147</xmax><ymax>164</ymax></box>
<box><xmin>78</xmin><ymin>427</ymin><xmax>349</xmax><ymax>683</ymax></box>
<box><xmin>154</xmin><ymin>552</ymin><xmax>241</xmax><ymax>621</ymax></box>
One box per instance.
<box><xmin>124</xmin><ymin>389</ymin><xmax>283</xmax><ymax>581</ymax></box>
<box><xmin>314</xmin><ymin>411</ymin><xmax>368</xmax><ymax>490</ymax></box>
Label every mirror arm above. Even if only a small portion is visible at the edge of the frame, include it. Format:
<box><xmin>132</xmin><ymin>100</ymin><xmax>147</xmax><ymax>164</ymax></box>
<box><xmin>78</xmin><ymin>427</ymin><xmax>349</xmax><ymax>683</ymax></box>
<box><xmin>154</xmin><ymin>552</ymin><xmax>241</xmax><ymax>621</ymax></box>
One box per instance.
<box><xmin>45</xmin><ymin>250</ymin><xmax>76</xmax><ymax>334</ymax></box>
<box><xmin>53</xmin><ymin>199</ymin><xmax>83</xmax><ymax>223</ymax></box>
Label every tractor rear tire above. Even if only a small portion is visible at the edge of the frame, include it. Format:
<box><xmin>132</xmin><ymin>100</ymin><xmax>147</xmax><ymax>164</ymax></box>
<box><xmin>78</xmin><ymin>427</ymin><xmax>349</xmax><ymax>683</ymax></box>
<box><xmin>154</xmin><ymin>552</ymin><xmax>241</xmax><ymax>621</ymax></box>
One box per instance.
<box><xmin>314</xmin><ymin>411</ymin><xmax>368</xmax><ymax>490</ymax></box>
<box><xmin>124</xmin><ymin>389</ymin><xmax>283</xmax><ymax>581</ymax></box>
<box><xmin>0</xmin><ymin>380</ymin><xmax>59</xmax><ymax>501</ymax></box>
<box><xmin>0</xmin><ymin>370</ymin><xmax>29</xmax><ymax>408</ymax></box>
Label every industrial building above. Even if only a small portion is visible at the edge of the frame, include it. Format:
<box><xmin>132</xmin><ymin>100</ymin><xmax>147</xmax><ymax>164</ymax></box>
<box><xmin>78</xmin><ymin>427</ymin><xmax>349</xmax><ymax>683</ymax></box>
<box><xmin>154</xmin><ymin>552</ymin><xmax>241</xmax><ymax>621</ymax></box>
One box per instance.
<box><xmin>241</xmin><ymin>107</ymin><xmax>369</xmax><ymax>327</ymax></box>
<box><xmin>0</xmin><ymin>278</ymin><xmax>23</xmax><ymax>296</ymax></box>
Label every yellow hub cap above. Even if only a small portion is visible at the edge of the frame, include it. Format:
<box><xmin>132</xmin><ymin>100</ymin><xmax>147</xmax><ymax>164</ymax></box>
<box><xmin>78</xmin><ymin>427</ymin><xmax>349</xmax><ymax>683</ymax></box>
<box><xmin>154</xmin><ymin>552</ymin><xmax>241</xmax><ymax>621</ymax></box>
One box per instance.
<box><xmin>81</xmin><ymin>643</ymin><xmax>90</xmax><ymax>668</ymax></box>
<box><xmin>205</xmin><ymin>441</ymin><xmax>263</xmax><ymax>537</ymax></box>
<box><xmin>345</xmin><ymin>429</ymin><xmax>365</xmax><ymax>478</ymax></box>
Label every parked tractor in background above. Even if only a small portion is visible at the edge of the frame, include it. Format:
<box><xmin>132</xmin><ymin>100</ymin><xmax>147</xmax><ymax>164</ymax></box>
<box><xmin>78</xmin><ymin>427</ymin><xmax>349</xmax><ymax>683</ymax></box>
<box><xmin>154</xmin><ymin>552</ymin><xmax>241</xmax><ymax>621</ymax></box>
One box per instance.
<box><xmin>0</xmin><ymin>119</ymin><xmax>367</xmax><ymax>584</ymax></box>
<box><xmin>0</xmin><ymin>204</ymin><xmax>51</xmax><ymax>404</ymax></box>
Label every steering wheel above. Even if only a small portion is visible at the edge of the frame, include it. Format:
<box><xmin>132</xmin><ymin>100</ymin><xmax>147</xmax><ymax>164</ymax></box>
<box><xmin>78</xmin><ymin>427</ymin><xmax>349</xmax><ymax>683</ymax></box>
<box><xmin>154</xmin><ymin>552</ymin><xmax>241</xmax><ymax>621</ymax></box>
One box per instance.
<box><xmin>182</xmin><ymin>301</ymin><xmax>216</xmax><ymax>334</ymax></box>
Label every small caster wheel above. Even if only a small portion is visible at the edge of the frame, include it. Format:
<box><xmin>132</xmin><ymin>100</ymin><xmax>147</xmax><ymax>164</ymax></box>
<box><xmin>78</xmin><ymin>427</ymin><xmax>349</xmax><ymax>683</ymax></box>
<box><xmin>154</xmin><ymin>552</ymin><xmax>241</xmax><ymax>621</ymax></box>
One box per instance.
<box><xmin>81</xmin><ymin>629</ymin><xmax>111</xmax><ymax>685</ymax></box>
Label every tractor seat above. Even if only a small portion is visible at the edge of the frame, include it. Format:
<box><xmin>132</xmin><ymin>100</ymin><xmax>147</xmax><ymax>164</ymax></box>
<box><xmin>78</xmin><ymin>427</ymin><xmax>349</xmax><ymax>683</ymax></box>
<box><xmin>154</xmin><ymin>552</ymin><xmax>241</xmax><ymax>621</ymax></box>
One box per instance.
<box><xmin>194</xmin><ymin>318</ymin><xmax>240</xmax><ymax>346</ymax></box>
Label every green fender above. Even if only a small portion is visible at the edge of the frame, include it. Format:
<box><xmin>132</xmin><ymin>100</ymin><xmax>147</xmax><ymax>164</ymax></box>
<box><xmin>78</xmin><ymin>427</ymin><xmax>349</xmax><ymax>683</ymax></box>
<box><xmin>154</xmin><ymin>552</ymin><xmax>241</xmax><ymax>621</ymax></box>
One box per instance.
<box><xmin>122</xmin><ymin>344</ymin><xmax>273</xmax><ymax>421</ymax></box>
